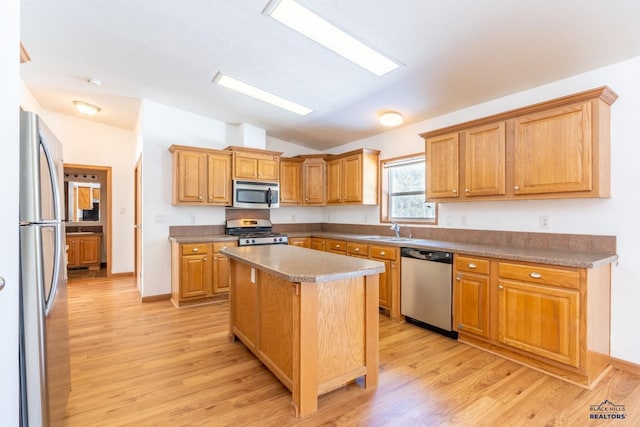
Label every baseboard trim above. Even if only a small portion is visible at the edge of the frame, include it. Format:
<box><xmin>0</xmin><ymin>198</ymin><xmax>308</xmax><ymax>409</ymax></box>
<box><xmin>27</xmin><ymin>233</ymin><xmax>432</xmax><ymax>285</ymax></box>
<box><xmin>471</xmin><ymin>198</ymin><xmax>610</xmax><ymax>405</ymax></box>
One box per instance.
<box><xmin>141</xmin><ymin>293</ymin><xmax>171</xmax><ymax>303</ymax></box>
<box><xmin>610</xmin><ymin>357</ymin><xmax>640</xmax><ymax>376</ymax></box>
<box><xmin>109</xmin><ymin>272</ymin><xmax>134</xmax><ymax>278</ymax></box>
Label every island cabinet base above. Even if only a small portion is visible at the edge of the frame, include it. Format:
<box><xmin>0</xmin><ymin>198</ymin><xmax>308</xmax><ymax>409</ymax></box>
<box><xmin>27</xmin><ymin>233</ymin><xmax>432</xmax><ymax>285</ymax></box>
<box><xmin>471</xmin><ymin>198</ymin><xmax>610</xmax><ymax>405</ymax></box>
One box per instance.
<box><xmin>228</xmin><ymin>260</ymin><xmax>379</xmax><ymax>417</ymax></box>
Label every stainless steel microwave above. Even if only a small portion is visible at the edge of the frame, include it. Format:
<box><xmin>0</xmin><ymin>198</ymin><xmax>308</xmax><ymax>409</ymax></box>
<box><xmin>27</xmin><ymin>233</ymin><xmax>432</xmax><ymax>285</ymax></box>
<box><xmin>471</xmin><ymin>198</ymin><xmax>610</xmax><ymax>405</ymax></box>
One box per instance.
<box><xmin>233</xmin><ymin>180</ymin><xmax>280</xmax><ymax>209</ymax></box>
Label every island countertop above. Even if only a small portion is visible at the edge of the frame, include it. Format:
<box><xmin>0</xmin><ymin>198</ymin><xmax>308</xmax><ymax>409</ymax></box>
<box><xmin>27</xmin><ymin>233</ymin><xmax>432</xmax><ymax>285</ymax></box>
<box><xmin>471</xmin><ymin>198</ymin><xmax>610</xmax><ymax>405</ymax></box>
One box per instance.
<box><xmin>220</xmin><ymin>245</ymin><xmax>385</xmax><ymax>283</ymax></box>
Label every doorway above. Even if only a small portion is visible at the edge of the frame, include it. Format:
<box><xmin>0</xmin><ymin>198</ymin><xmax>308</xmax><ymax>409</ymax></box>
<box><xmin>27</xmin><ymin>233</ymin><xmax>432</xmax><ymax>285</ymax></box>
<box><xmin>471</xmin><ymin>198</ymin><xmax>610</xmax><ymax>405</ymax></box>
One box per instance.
<box><xmin>63</xmin><ymin>164</ymin><xmax>112</xmax><ymax>279</ymax></box>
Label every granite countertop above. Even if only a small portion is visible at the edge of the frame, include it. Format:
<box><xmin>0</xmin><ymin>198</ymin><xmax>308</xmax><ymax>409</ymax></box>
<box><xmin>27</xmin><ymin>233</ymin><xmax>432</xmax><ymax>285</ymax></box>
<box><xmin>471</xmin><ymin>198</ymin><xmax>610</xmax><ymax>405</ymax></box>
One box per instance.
<box><xmin>220</xmin><ymin>245</ymin><xmax>385</xmax><ymax>283</ymax></box>
<box><xmin>169</xmin><ymin>231</ymin><xmax>617</xmax><ymax>269</ymax></box>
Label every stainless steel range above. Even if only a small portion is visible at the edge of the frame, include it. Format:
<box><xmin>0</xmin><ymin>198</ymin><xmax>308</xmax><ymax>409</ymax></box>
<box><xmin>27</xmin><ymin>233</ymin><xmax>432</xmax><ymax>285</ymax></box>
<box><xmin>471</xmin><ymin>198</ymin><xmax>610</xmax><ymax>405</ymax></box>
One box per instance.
<box><xmin>225</xmin><ymin>219</ymin><xmax>288</xmax><ymax>246</ymax></box>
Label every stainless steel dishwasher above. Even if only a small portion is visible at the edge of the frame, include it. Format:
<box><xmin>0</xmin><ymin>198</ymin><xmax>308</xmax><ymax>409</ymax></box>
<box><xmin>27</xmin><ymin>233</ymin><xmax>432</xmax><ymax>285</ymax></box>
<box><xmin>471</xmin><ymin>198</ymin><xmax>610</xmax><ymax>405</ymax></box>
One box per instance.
<box><xmin>400</xmin><ymin>248</ymin><xmax>457</xmax><ymax>338</ymax></box>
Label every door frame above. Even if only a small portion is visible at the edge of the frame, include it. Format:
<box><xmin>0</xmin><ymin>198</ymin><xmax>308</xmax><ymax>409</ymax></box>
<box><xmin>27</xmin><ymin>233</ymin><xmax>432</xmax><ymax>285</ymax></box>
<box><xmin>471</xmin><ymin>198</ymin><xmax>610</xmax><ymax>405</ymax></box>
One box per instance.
<box><xmin>63</xmin><ymin>163</ymin><xmax>112</xmax><ymax>277</ymax></box>
<box><xmin>134</xmin><ymin>156</ymin><xmax>142</xmax><ymax>293</ymax></box>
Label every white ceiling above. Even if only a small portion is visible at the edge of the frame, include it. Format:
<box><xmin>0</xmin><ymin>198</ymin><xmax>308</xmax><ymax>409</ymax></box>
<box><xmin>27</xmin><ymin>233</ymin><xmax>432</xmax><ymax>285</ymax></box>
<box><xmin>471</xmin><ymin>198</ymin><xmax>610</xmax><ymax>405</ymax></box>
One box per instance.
<box><xmin>20</xmin><ymin>0</ymin><xmax>640</xmax><ymax>151</ymax></box>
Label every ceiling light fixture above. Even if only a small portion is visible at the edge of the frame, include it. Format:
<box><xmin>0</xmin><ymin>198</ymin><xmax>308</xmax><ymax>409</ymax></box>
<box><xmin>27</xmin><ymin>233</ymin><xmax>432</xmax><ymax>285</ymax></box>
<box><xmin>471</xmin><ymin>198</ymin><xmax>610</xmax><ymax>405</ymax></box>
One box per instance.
<box><xmin>379</xmin><ymin>111</ymin><xmax>403</xmax><ymax>127</ymax></box>
<box><xmin>87</xmin><ymin>77</ymin><xmax>103</xmax><ymax>86</ymax></box>
<box><xmin>213</xmin><ymin>72</ymin><xmax>312</xmax><ymax>116</ymax></box>
<box><xmin>73</xmin><ymin>100</ymin><xmax>101</xmax><ymax>116</ymax></box>
<box><xmin>263</xmin><ymin>0</ymin><xmax>402</xmax><ymax>77</ymax></box>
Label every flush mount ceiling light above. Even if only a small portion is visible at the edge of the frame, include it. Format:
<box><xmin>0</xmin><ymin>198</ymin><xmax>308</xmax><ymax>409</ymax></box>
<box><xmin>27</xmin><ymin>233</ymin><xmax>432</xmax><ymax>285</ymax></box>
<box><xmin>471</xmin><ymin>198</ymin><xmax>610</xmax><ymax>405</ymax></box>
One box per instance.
<box><xmin>263</xmin><ymin>0</ymin><xmax>402</xmax><ymax>77</ymax></box>
<box><xmin>73</xmin><ymin>100</ymin><xmax>101</xmax><ymax>116</ymax></box>
<box><xmin>379</xmin><ymin>111</ymin><xmax>403</xmax><ymax>127</ymax></box>
<box><xmin>213</xmin><ymin>72</ymin><xmax>312</xmax><ymax>116</ymax></box>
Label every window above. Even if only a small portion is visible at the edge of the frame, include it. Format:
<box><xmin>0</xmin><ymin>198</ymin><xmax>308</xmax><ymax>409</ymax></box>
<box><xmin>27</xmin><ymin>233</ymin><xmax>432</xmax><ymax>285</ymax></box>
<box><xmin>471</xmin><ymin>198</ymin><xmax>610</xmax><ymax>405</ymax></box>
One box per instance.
<box><xmin>380</xmin><ymin>154</ymin><xmax>437</xmax><ymax>223</ymax></box>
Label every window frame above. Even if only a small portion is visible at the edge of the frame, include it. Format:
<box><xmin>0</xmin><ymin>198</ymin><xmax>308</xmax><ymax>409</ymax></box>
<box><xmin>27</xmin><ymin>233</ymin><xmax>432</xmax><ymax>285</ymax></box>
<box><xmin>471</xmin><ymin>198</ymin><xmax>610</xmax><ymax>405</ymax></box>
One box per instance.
<box><xmin>379</xmin><ymin>153</ymin><xmax>438</xmax><ymax>225</ymax></box>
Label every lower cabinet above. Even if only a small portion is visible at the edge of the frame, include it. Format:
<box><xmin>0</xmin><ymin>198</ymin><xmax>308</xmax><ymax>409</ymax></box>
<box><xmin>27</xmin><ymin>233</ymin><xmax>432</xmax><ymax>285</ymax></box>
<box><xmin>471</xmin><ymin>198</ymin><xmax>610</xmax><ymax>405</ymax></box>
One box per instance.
<box><xmin>453</xmin><ymin>254</ymin><xmax>611</xmax><ymax>388</ymax></box>
<box><xmin>66</xmin><ymin>234</ymin><xmax>101</xmax><ymax>270</ymax></box>
<box><xmin>310</xmin><ymin>238</ymin><xmax>326</xmax><ymax>251</ymax></box>
<box><xmin>288</xmin><ymin>237</ymin><xmax>311</xmax><ymax>248</ymax></box>
<box><xmin>170</xmin><ymin>240</ymin><xmax>237</xmax><ymax>307</ymax></box>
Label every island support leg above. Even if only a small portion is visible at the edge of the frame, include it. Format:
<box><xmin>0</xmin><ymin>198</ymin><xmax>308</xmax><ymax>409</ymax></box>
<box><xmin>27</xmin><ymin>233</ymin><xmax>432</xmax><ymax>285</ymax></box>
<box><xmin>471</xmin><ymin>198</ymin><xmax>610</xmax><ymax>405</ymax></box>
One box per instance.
<box><xmin>364</xmin><ymin>274</ymin><xmax>379</xmax><ymax>388</ymax></box>
<box><xmin>292</xmin><ymin>282</ymin><xmax>318</xmax><ymax>417</ymax></box>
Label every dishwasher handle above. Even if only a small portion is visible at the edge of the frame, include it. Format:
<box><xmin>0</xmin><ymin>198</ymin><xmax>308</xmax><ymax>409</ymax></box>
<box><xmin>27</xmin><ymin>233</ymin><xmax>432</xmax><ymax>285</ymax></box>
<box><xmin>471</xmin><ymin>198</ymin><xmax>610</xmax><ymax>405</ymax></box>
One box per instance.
<box><xmin>401</xmin><ymin>248</ymin><xmax>452</xmax><ymax>264</ymax></box>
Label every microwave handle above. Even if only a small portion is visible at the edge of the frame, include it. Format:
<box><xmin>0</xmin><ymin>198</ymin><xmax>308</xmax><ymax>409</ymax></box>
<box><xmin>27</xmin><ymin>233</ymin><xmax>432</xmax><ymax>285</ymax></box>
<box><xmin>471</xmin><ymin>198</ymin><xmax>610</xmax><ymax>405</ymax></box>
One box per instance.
<box><xmin>267</xmin><ymin>187</ymin><xmax>272</xmax><ymax>208</ymax></box>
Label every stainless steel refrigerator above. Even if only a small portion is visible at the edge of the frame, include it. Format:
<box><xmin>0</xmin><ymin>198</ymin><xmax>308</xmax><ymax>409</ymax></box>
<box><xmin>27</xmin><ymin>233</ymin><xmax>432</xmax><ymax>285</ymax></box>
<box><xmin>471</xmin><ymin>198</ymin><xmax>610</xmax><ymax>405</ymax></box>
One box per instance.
<box><xmin>19</xmin><ymin>111</ymin><xmax>70</xmax><ymax>427</ymax></box>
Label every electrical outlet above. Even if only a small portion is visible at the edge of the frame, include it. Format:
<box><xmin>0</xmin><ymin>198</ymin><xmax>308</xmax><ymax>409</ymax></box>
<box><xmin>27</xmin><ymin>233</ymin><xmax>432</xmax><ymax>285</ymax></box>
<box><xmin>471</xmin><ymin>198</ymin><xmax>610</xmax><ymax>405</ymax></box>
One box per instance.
<box><xmin>461</xmin><ymin>215</ymin><xmax>467</xmax><ymax>227</ymax></box>
<box><xmin>539</xmin><ymin>215</ymin><xmax>550</xmax><ymax>229</ymax></box>
<box><xmin>190</xmin><ymin>214</ymin><xmax>196</xmax><ymax>224</ymax></box>
<box><xmin>155</xmin><ymin>215</ymin><xmax>166</xmax><ymax>224</ymax></box>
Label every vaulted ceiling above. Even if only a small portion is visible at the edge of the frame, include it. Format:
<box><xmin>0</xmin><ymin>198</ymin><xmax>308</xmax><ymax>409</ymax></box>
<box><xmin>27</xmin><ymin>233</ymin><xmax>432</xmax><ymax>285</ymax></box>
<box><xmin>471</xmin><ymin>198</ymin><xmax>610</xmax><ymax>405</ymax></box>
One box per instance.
<box><xmin>20</xmin><ymin>0</ymin><xmax>640</xmax><ymax>150</ymax></box>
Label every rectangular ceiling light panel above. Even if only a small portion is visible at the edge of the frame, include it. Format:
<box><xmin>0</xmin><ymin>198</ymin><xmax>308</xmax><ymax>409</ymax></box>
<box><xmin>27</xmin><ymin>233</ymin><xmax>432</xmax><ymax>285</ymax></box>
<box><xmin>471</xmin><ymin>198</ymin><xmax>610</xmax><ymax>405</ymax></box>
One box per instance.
<box><xmin>264</xmin><ymin>0</ymin><xmax>401</xmax><ymax>76</ymax></box>
<box><xmin>213</xmin><ymin>73</ymin><xmax>312</xmax><ymax>116</ymax></box>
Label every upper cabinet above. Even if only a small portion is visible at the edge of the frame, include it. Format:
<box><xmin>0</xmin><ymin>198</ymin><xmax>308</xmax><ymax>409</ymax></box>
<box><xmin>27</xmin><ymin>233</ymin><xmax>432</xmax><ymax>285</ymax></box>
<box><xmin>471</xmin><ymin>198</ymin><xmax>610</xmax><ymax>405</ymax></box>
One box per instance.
<box><xmin>226</xmin><ymin>146</ymin><xmax>281</xmax><ymax>182</ymax></box>
<box><xmin>279</xmin><ymin>157</ymin><xmax>304</xmax><ymax>206</ymax></box>
<box><xmin>301</xmin><ymin>156</ymin><xmax>327</xmax><ymax>206</ymax></box>
<box><xmin>169</xmin><ymin>145</ymin><xmax>232</xmax><ymax>206</ymax></box>
<box><xmin>326</xmin><ymin>148</ymin><xmax>380</xmax><ymax>205</ymax></box>
<box><xmin>421</xmin><ymin>86</ymin><xmax>617</xmax><ymax>202</ymax></box>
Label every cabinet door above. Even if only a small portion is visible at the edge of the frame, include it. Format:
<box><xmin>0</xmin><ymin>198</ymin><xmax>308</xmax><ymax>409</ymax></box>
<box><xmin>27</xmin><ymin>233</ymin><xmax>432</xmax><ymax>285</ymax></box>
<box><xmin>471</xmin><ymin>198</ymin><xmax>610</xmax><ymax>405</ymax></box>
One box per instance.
<box><xmin>310</xmin><ymin>238</ymin><xmax>326</xmax><ymax>251</ymax></box>
<box><xmin>180</xmin><ymin>254</ymin><xmax>212</xmax><ymax>299</ymax></box>
<box><xmin>207</xmin><ymin>153</ymin><xmax>231</xmax><ymax>205</ymax></box>
<box><xmin>454</xmin><ymin>272</ymin><xmax>489</xmax><ymax>337</ymax></box>
<box><xmin>234</xmin><ymin>156</ymin><xmax>258</xmax><ymax>180</ymax></box>
<box><xmin>426</xmin><ymin>132</ymin><xmax>459</xmax><ymax>199</ymax></box>
<box><xmin>326</xmin><ymin>159</ymin><xmax>342</xmax><ymax>203</ymax></box>
<box><xmin>464</xmin><ymin>122</ymin><xmax>506</xmax><ymax>197</ymax></box>
<box><xmin>513</xmin><ymin>102</ymin><xmax>592</xmax><ymax>195</ymax></box>
<box><xmin>66</xmin><ymin>237</ymin><xmax>79</xmax><ymax>266</ymax></box>
<box><xmin>377</xmin><ymin>259</ymin><xmax>392</xmax><ymax>310</ymax></box>
<box><xmin>231</xmin><ymin>261</ymin><xmax>258</xmax><ymax>348</ymax></box>
<box><xmin>279</xmin><ymin>160</ymin><xmax>302</xmax><ymax>205</ymax></box>
<box><xmin>177</xmin><ymin>151</ymin><xmax>207</xmax><ymax>203</ymax></box>
<box><xmin>498</xmin><ymin>280</ymin><xmax>579</xmax><ymax>367</ymax></box>
<box><xmin>78</xmin><ymin>236</ymin><xmax>100</xmax><ymax>265</ymax></box>
<box><xmin>212</xmin><ymin>253</ymin><xmax>230</xmax><ymax>294</ymax></box>
<box><xmin>342</xmin><ymin>154</ymin><xmax>363</xmax><ymax>203</ymax></box>
<box><xmin>303</xmin><ymin>161</ymin><xmax>325</xmax><ymax>205</ymax></box>
<box><xmin>257</xmin><ymin>158</ymin><xmax>279</xmax><ymax>181</ymax></box>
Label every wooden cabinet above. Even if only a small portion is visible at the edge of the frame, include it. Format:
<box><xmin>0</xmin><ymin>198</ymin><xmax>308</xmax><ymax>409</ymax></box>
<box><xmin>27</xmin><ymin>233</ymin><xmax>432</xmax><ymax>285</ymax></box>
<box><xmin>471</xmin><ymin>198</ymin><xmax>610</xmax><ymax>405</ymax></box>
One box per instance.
<box><xmin>169</xmin><ymin>145</ymin><xmax>232</xmax><ymax>206</ymax></box>
<box><xmin>326</xmin><ymin>148</ymin><xmax>380</xmax><ymax>205</ymax></box>
<box><xmin>302</xmin><ymin>156</ymin><xmax>326</xmax><ymax>205</ymax></box>
<box><xmin>66</xmin><ymin>234</ymin><xmax>101</xmax><ymax>270</ymax></box>
<box><xmin>497</xmin><ymin>262</ymin><xmax>580</xmax><ymax>368</ymax></box>
<box><xmin>425</xmin><ymin>132</ymin><xmax>459</xmax><ymax>199</ymax></box>
<box><xmin>310</xmin><ymin>238</ymin><xmax>326</xmax><ymax>251</ymax></box>
<box><xmin>369</xmin><ymin>245</ymin><xmax>399</xmax><ymax>320</ymax></box>
<box><xmin>288</xmin><ymin>237</ymin><xmax>310</xmax><ymax>248</ymax></box>
<box><xmin>454</xmin><ymin>255</ymin><xmax>490</xmax><ymax>338</ymax></box>
<box><xmin>454</xmin><ymin>255</ymin><xmax>611</xmax><ymax>388</ymax></box>
<box><xmin>421</xmin><ymin>87</ymin><xmax>617</xmax><ymax>203</ymax></box>
<box><xmin>226</xmin><ymin>146</ymin><xmax>281</xmax><ymax>181</ymax></box>
<box><xmin>326</xmin><ymin>239</ymin><xmax>347</xmax><ymax>254</ymax></box>
<box><xmin>279</xmin><ymin>158</ymin><xmax>304</xmax><ymax>205</ymax></box>
<box><xmin>170</xmin><ymin>240</ymin><xmax>237</xmax><ymax>307</ymax></box>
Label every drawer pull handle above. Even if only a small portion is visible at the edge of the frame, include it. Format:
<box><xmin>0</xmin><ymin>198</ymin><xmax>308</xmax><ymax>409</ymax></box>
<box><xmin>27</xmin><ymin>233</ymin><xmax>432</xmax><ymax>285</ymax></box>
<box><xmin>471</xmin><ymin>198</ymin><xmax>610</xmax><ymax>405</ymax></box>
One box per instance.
<box><xmin>467</xmin><ymin>263</ymin><xmax>477</xmax><ymax>269</ymax></box>
<box><xmin>529</xmin><ymin>272</ymin><xmax>542</xmax><ymax>279</ymax></box>
<box><xmin>192</xmin><ymin>248</ymin><xmax>199</xmax><ymax>252</ymax></box>
<box><xmin>380</xmin><ymin>251</ymin><xmax>386</xmax><ymax>256</ymax></box>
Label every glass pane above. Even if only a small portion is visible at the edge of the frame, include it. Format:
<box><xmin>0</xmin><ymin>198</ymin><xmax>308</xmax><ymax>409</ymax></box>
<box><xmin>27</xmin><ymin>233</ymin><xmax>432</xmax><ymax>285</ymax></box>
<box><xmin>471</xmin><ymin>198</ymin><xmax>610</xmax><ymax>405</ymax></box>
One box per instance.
<box><xmin>391</xmin><ymin>195</ymin><xmax>436</xmax><ymax>219</ymax></box>
<box><xmin>390</xmin><ymin>162</ymin><xmax>424</xmax><ymax>193</ymax></box>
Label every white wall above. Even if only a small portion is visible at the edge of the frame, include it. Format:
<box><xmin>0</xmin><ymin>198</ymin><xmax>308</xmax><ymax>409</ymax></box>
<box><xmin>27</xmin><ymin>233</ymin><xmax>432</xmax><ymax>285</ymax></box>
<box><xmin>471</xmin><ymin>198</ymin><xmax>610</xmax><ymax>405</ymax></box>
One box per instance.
<box><xmin>41</xmin><ymin>111</ymin><xmax>137</xmax><ymax>274</ymax></box>
<box><xmin>322</xmin><ymin>56</ymin><xmax>640</xmax><ymax>365</ymax></box>
<box><xmin>0</xmin><ymin>0</ymin><xmax>21</xmax><ymax>423</ymax></box>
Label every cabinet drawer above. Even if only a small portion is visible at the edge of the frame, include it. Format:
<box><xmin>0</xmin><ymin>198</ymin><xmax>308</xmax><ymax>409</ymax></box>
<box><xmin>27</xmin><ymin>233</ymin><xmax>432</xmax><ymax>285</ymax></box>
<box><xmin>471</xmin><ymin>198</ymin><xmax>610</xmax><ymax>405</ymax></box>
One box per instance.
<box><xmin>455</xmin><ymin>255</ymin><xmax>490</xmax><ymax>275</ymax></box>
<box><xmin>369</xmin><ymin>245</ymin><xmax>398</xmax><ymax>261</ymax></box>
<box><xmin>181</xmin><ymin>243</ymin><xmax>209</xmax><ymax>255</ymax></box>
<box><xmin>347</xmin><ymin>242</ymin><xmax>369</xmax><ymax>257</ymax></box>
<box><xmin>326</xmin><ymin>239</ymin><xmax>347</xmax><ymax>253</ymax></box>
<box><xmin>212</xmin><ymin>241</ymin><xmax>236</xmax><ymax>253</ymax></box>
<box><xmin>499</xmin><ymin>262</ymin><xmax>581</xmax><ymax>290</ymax></box>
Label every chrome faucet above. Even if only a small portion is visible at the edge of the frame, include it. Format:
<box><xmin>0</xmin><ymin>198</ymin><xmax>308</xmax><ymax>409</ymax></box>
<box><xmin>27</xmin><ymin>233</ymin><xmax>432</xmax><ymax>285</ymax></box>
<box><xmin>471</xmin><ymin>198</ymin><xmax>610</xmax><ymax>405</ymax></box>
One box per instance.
<box><xmin>390</xmin><ymin>222</ymin><xmax>401</xmax><ymax>238</ymax></box>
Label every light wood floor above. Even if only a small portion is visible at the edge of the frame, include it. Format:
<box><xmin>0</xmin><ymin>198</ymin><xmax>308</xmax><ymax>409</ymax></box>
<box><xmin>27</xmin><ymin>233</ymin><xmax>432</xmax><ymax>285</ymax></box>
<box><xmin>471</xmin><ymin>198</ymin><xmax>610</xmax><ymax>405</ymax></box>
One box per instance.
<box><xmin>63</xmin><ymin>277</ymin><xmax>640</xmax><ymax>426</ymax></box>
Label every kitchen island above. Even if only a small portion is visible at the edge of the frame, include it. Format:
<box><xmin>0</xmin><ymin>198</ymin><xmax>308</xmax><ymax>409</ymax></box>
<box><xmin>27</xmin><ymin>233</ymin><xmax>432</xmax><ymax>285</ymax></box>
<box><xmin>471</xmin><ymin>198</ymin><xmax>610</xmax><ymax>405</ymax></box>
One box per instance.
<box><xmin>220</xmin><ymin>245</ymin><xmax>385</xmax><ymax>417</ymax></box>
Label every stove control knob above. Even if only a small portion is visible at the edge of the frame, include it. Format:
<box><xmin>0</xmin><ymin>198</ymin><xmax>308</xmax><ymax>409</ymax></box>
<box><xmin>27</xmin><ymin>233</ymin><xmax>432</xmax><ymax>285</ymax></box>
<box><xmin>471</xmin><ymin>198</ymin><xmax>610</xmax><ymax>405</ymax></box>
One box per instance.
<box><xmin>251</xmin><ymin>239</ymin><xmax>256</xmax><ymax>244</ymax></box>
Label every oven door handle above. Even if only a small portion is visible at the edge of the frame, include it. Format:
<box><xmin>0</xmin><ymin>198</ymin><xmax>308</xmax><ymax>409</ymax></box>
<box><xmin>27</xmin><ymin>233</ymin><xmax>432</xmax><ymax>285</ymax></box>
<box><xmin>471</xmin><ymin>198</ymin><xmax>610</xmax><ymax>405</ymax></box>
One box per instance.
<box><xmin>267</xmin><ymin>187</ymin><xmax>272</xmax><ymax>208</ymax></box>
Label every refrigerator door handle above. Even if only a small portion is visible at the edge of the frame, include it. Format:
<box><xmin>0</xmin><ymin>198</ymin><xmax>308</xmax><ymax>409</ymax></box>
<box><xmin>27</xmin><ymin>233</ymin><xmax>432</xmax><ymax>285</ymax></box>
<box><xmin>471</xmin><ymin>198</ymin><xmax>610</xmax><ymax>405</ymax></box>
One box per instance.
<box><xmin>39</xmin><ymin>133</ymin><xmax>63</xmax><ymax>222</ymax></box>
<box><xmin>44</xmin><ymin>224</ymin><xmax>64</xmax><ymax>316</ymax></box>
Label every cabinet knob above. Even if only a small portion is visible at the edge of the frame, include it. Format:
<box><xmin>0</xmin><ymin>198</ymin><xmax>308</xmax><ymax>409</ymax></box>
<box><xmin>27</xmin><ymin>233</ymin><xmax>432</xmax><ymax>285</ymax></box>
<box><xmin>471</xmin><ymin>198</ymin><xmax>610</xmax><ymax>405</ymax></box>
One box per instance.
<box><xmin>529</xmin><ymin>272</ymin><xmax>542</xmax><ymax>279</ymax></box>
<box><xmin>192</xmin><ymin>248</ymin><xmax>199</xmax><ymax>252</ymax></box>
<box><xmin>452</xmin><ymin>189</ymin><xmax>457</xmax><ymax>193</ymax></box>
<box><xmin>465</xmin><ymin>188</ymin><xmax>469</xmax><ymax>192</ymax></box>
<box><xmin>467</xmin><ymin>263</ymin><xmax>477</xmax><ymax>269</ymax></box>
<box><xmin>456</xmin><ymin>274</ymin><xmax>463</xmax><ymax>280</ymax></box>
<box><xmin>203</xmin><ymin>257</ymin><xmax>208</xmax><ymax>261</ymax></box>
<box><xmin>354</xmin><ymin>248</ymin><xmax>359</xmax><ymax>252</ymax></box>
<box><xmin>336</xmin><ymin>244</ymin><xmax>340</xmax><ymax>248</ymax></box>
<box><xmin>380</xmin><ymin>251</ymin><xmax>386</xmax><ymax>256</ymax></box>
<box><xmin>514</xmin><ymin>185</ymin><xmax>520</xmax><ymax>190</ymax></box>
<box><xmin>457</xmin><ymin>324</ymin><xmax>464</xmax><ymax>330</ymax></box>
<box><xmin>199</xmin><ymin>195</ymin><xmax>203</xmax><ymax>200</ymax></box>
<box><xmin>498</xmin><ymin>284</ymin><xmax>504</xmax><ymax>289</ymax></box>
